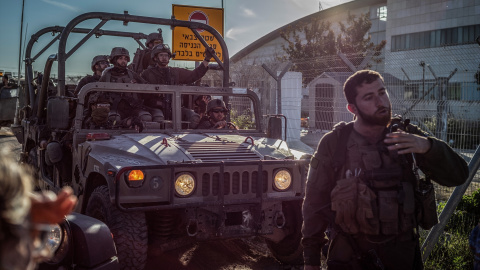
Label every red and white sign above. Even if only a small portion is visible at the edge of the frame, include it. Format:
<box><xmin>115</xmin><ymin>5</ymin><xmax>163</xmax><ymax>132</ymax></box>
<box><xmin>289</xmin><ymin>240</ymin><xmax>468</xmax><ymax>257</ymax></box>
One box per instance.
<box><xmin>188</xmin><ymin>10</ymin><xmax>209</xmax><ymax>33</ymax></box>
<box><xmin>172</xmin><ymin>5</ymin><xmax>224</xmax><ymax>61</ymax></box>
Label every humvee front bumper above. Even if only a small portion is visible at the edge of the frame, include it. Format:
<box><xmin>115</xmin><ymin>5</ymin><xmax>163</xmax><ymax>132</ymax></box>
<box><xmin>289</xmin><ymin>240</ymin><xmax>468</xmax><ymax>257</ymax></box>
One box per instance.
<box><xmin>112</xmin><ymin>159</ymin><xmax>307</xmax><ymax>238</ymax></box>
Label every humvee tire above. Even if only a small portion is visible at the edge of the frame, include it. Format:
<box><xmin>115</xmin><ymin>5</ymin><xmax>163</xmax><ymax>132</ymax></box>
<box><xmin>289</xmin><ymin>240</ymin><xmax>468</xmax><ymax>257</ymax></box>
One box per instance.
<box><xmin>265</xmin><ymin>200</ymin><xmax>304</xmax><ymax>265</ymax></box>
<box><xmin>86</xmin><ymin>186</ymin><xmax>148</xmax><ymax>270</ymax></box>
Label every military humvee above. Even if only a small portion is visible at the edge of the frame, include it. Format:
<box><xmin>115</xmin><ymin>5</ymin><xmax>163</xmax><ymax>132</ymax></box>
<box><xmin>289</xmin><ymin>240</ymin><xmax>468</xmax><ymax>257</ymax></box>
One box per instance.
<box><xmin>13</xmin><ymin>12</ymin><xmax>309</xmax><ymax>270</ymax></box>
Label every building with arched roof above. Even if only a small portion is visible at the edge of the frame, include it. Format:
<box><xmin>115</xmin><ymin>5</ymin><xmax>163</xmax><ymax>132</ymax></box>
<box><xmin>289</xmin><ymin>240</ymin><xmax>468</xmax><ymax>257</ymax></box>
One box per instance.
<box><xmin>230</xmin><ymin>0</ymin><xmax>480</xmax><ymax>135</ymax></box>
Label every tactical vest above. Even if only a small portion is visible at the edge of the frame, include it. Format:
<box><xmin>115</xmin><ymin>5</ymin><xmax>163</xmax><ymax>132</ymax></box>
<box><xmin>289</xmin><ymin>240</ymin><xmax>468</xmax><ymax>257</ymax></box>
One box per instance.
<box><xmin>330</xmin><ymin>125</ymin><xmax>417</xmax><ymax>236</ymax></box>
<box><xmin>103</xmin><ymin>68</ymin><xmax>135</xmax><ymax>83</ymax></box>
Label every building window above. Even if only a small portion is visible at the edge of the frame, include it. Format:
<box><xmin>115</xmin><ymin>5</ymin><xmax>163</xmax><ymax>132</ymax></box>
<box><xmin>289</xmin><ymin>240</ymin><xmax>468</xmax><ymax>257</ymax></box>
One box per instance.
<box><xmin>447</xmin><ymin>83</ymin><xmax>461</xmax><ymax>100</ymax></box>
<box><xmin>391</xmin><ymin>24</ymin><xmax>480</xmax><ymax>51</ymax></box>
<box><xmin>377</xmin><ymin>6</ymin><xmax>387</xmax><ymax>21</ymax></box>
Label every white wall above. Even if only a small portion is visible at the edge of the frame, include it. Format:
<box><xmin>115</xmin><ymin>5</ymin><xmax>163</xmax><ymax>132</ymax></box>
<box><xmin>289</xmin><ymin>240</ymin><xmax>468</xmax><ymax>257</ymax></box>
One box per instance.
<box><xmin>281</xmin><ymin>71</ymin><xmax>302</xmax><ymax>141</ymax></box>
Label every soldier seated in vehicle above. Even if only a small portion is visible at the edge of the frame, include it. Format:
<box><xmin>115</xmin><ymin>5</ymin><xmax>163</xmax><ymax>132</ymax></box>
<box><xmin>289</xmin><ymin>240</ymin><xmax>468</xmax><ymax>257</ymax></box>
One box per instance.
<box><xmin>100</xmin><ymin>47</ymin><xmax>164</xmax><ymax>125</ymax></box>
<box><xmin>83</xmin><ymin>92</ymin><xmax>134</xmax><ymax>129</ymax></box>
<box><xmin>129</xmin><ymin>31</ymin><xmax>163</xmax><ymax>74</ymax></box>
<box><xmin>193</xmin><ymin>95</ymin><xmax>211</xmax><ymax>118</ymax></box>
<box><xmin>196</xmin><ymin>99</ymin><xmax>237</xmax><ymax>130</ymax></box>
<box><xmin>74</xmin><ymin>55</ymin><xmax>110</xmax><ymax>96</ymax></box>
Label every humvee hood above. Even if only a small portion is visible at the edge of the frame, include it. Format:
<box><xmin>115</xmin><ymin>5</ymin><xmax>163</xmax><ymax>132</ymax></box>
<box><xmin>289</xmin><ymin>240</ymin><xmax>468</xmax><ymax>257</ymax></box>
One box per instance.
<box><xmin>87</xmin><ymin>132</ymin><xmax>293</xmax><ymax>167</ymax></box>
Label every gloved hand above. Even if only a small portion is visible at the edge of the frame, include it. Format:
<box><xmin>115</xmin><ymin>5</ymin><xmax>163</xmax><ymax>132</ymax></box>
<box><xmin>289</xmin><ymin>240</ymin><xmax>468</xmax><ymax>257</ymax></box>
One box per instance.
<box><xmin>204</xmin><ymin>47</ymin><xmax>215</xmax><ymax>62</ymax></box>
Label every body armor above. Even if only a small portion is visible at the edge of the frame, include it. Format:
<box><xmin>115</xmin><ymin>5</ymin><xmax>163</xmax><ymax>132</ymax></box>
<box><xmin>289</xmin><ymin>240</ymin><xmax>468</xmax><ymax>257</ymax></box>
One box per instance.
<box><xmin>330</xmin><ymin>127</ymin><xmax>417</xmax><ymax>236</ymax></box>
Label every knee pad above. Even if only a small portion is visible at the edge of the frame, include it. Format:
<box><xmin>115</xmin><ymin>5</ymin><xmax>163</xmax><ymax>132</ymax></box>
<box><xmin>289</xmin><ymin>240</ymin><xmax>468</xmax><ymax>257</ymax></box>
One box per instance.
<box><xmin>137</xmin><ymin>111</ymin><xmax>152</xmax><ymax>122</ymax></box>
<box><xmin>151</xmin><ymin>109</ymin><xmax>164</xmax><ymax>122</ymax></box>
<box><xmin>108</xmin><ymin>111</ymin><xmax>121</xmax><ymax>123</ymax></box>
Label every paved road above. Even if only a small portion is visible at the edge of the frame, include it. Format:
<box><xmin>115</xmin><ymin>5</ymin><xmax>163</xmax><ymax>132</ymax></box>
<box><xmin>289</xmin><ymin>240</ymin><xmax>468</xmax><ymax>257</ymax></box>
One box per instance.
<box><xmin>0</xmin><ymin>128</ymin><xmax>301</xmax><ymax>270</ymax></box>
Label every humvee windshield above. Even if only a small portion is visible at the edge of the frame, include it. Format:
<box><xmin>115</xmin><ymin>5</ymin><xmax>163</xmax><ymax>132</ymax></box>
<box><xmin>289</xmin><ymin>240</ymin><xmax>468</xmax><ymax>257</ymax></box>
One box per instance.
<box><xmin>76</xmin><ymin>84</ymin><xmax>259</xmax><ymax>133</ymax></box>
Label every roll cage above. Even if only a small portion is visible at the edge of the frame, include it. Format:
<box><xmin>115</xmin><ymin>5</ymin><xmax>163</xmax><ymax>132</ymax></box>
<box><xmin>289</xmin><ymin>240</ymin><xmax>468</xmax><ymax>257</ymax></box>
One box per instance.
<box><xmin>23</xmin><ymin>11</ymin><xmax>230</xmax><ymax>120</ymax></box>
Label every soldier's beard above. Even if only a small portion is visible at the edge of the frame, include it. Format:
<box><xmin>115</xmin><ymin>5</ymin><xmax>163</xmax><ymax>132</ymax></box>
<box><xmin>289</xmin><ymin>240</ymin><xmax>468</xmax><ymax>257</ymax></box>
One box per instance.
<box><xmin>357</xmin><ymin>105</ymin><xmax>392</xmax><ymax>126</ymax></box>
<box><xmin>114</xmin><ymin>60</ymin><xmax>128</xmax><ymax>69</ymax></box>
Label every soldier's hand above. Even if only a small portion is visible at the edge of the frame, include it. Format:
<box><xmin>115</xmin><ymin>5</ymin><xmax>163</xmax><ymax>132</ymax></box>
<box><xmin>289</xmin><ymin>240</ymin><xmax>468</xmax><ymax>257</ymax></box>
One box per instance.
<box><xmin>213</xmin><ymin>120</ymin><xmax>227</xmax><ymax>129</ymax></box>
<box><xmin>384</xmin><ymin>131</ymin><xmax>431</xmax><ymax>154</ymax></box>
<box><xmin>204</xmin><ymin>47</ymin><xmax>215</xmax><ymax>61</ymax></box>
<box><xmin>30</xmin><ymin>186</ymin><xmax>77</xmax><ymax>224</ymax></box>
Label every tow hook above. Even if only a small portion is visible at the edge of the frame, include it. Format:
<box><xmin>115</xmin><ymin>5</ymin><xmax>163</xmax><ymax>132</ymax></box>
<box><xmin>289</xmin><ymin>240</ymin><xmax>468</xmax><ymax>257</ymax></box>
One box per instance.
<box><xmin>186</xmin><ymin>219</ymin><xmax>198</xmax><ymax>236</ymax></box>
<box><xmin>273</xmin><ymin>211</ymin><xmax>286</xmax><ymax>229</ymax></box>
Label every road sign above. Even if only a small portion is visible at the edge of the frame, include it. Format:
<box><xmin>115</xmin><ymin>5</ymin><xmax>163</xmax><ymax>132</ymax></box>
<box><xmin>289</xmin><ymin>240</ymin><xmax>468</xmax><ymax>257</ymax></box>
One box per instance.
<box><xmin>172</xmin><ymin>5</ymin><xmax>224</xmax><ymax>62</ymax></box>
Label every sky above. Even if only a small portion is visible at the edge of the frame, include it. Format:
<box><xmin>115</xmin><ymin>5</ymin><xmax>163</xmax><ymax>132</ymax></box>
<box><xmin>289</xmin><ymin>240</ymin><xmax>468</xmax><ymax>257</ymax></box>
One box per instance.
<box><xmin>0</xmin><ymin>0</ymin><xmax>350</xmax><ymax>76</ymax></box>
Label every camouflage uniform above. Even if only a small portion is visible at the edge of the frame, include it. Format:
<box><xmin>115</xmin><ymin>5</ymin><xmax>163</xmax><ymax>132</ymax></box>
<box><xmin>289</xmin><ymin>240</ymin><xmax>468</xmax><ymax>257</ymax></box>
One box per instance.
<box><xmin>98</xmin><ymin>47</ymin><xmax>163</xmax><ymax>123</ymax></box>
<box><xmin>197</xmin><ymin>99</ymin><xmax>236</xmax><ymax>130</ymax></box>
<box><xmin>140</xmin><ymin>43</ymin><xmax>208</xmax><ymax>86</ymax></box>
<box><xmin>302</xmin><ymin>120</ymin><xmax>469</xmax><ymax>269</ymax></box>
<box><xmin>74</xmin><ymin>55</ymin><xmax>109</xmax><ymax>96</ymax></box>
<box><xmin>140</xmin><ymin>64</ymin><xmax>208</xmax><ymax>86</ymax></box>
<box><xmin>129</xmin><ymin>32</ymin><xmax>164</xmax><ymax>74</ymax></box>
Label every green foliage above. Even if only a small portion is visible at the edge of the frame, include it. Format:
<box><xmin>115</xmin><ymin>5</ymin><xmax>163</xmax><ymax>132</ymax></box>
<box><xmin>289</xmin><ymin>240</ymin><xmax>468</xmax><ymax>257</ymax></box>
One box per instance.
<box><xmin>423</xmin><ymin>229</ymin><xmax>474</xmax><ymax>270</ymax></box>
<box><xmin>230</xmin><ymin>109</ymin><xmax>255</xmax><ymax>130</ymax></box>
<box><xmin>424</xmin><ymin>232</ymin><xmax>473</xmax><ymax>270</ymax></box>
<box><xmin>423</xmin><ymin>189</ymin><xmax>480</xmax><ymax>269</ymax></box>
<box><xmin>280</xmin><ymin>12</ymin><xmax>386</xmax><ymax>86</ymax></box>
<box><xmin>423</xmin><ymin>117</ymin><xmax>480</xmax><ymax>149</ymax></box>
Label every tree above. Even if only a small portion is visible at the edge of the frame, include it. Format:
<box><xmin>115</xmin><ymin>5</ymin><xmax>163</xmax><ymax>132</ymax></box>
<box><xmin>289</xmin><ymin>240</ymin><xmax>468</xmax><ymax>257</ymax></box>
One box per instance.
<box><xmin>280</xmin><ymin>12</ymin><xmax>386</xmax><ymax>86</ymax></box>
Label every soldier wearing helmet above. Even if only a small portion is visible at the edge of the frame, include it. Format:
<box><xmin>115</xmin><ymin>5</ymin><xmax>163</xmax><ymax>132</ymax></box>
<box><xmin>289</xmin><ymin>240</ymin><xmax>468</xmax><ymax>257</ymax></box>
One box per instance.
<box><xmin>140</xmin><ymin>43</ymin><xmax>214</xmax><ymax>85</ymax></box>
<box><xmin>129</xmin><ymin>31</ymin><xmax>164</xmax><ymax>74</ymax></box>
<box><xmin>196</xmin><ymin>99</ymin><xmax>237</xmax><ymax>130</ymax></box>
<box><xmin>99</xmin><ymin>47</ymin><xmax>165</xmax><ymax>125</ymax></box>
<box><xmin>74</xmin><ymin>55</ymin><xmax>109</xmax><ymax>96</ymax></box>
<box><xmin>99</xmin><ymin>47</ymin><xmax>145</xmax><ymax>84</ymax></box>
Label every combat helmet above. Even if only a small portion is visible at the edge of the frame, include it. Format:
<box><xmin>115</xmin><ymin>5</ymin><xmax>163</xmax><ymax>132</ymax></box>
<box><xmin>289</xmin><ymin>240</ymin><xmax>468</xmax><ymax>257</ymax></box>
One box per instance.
<box><xmin>88</xmin><ymin>92</ymin><xmax>113</xmax><ymax>106</ymax></box>
<box><xmin>109</xmin><ymin>47</ymin><xmax>130</xmax><ymax>64</ymax></box>
<box><xmin>146</xmin><ymin>32</ymin><xmax>163</xmax><ymax>47</ymax></box>
<box><xmin>207</xmin><ymin>99</ymin><xmax>228</xmax><ymax>113</ymax></box>
<box><xmin>151</xmin><ymin>44</ymin><xmax>175</xmax><ymax>61</ymax></box>
<box><xmin>91</xmin><ymin>55</ymin><xmax>109</xmax><ymax>72</ymax></box>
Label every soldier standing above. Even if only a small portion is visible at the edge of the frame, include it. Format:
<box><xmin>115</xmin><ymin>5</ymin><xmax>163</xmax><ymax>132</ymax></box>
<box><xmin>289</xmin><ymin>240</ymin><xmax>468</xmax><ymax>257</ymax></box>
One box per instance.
<box><xmin>140</xmin><ymin>43</ymin><xmax>213</xmax><ymax>85</ymax></box>
<box><xmin>129</xmin><ymin>31</ymin><xmax>163</xmax><ymax>74</ymax></box>
<box><xmin>141</xmin><ymin>44</ymin><xmax>214</xmax><ymax>121</ymax></box>
<box><xmin>74</xmin><ymin>55</ymin><xmax>109</xmax><ymax>96</ymax></box>
<box><xmin>302</xmin><ymin>70</ymin><xmax>469</xmax><ymax>270</ymax></box>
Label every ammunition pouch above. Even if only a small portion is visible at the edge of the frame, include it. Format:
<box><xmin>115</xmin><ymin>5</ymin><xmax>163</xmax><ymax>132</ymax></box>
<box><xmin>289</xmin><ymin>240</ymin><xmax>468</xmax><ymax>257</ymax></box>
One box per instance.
<box><xmin>331</xmin><ymin>167</ymin><xmax>418</xmax><ymax>236</ymax></box>
<box><xmin>331</xmin><ymin>177</ymin><xmax>379</xmax><ymax>235</ymax></box>
<box><xmin>415</xmin><ymin>179</ymin><xmax>438</xmax><ymax>230</ymax></box>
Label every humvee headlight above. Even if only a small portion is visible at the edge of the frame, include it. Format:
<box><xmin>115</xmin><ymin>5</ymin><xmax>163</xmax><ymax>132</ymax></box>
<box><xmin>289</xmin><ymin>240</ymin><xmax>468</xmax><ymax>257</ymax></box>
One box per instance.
<box><xmin>126</xmin><ymin>170</ymin><xmax>145</xmax><ymax>188</ymax></box>
<box><xmin>32</xmin><ymin>224</ymin><xmax>67</xmax><ymax>263</ymax></box>
<box><xmin>175</xmin><ymin>173</ymin><xmax>196</xmax><ymax>197</ymax></box>
<box><xmin>273</xmin><ymin>169</ymin><xmax>292</xmax><ymax>191</ymax></box>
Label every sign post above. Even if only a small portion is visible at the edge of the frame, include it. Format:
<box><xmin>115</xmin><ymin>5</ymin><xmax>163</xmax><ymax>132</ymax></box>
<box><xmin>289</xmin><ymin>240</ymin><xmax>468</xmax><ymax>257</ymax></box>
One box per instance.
<box><xmin>172</xmin><ymin>5</ymin><xmax>224</xmax><ymax>62</ymax></box>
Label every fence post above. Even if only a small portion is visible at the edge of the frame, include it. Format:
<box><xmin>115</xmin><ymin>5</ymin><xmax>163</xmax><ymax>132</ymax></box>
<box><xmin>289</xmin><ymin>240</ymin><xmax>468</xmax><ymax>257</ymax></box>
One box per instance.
<box><xmin>261</xmin><ymin>62</ymin><xmax>292</xmax><ymax>114</ymax></box>
<box><xmin>421</xmin><ymin>146</ymin><xmax>480</xmax><ymax>262</ymax></box>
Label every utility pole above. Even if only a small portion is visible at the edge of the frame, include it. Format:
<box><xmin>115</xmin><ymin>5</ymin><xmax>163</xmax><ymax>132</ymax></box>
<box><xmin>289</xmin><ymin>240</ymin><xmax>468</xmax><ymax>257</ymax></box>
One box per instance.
<box><xmin>18</xmin><ymin>0</ymin><xmax>25</xmax><ymax>85</ymax></box>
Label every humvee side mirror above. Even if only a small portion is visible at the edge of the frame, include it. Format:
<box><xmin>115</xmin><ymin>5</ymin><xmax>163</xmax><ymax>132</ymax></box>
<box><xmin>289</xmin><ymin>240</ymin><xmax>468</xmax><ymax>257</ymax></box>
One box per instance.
<box><xmin>267</xmin><ymin>115</ymin><xmax>286</xmax><ymax>140</ymax></box>
<box><xmin>47</xmin><ymin>97</ymin><xmax>70</xmax><ymax>130</ymax></box>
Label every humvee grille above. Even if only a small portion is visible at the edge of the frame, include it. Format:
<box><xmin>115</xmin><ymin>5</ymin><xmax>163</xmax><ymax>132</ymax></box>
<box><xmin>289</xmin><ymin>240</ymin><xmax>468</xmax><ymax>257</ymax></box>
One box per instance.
<box><xmin>177</xmin><ymin>142</ymin><xmax>261</xmax><ymax>162</ymax></box>
<box><xmin>201</xmin><ymin>171</ymin><xmax>268</xmax><ymax>196</ymax></box>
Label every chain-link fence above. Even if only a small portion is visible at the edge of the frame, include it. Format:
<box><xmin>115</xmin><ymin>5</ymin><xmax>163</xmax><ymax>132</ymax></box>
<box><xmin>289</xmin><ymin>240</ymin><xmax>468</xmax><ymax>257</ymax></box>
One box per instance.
<box><xmin>210</xmin><ymin>43</ymin><xmax>480</xmax><ymax>267</ymax></box>
<box><xmin>214</xmin><ymin>43</ymin><xmax>480</xmax><ymax>202</ymax></box>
